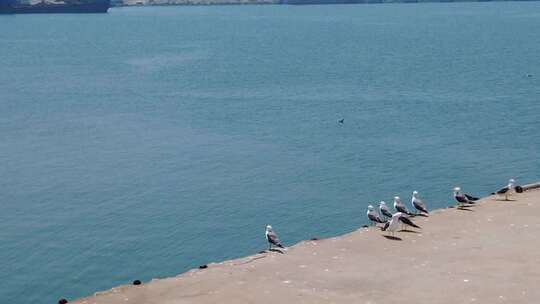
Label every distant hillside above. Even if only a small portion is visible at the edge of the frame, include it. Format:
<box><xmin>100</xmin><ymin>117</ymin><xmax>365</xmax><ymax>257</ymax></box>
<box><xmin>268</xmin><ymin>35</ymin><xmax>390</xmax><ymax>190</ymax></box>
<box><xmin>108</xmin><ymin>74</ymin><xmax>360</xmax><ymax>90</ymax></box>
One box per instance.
<box><xmin>112</xmin><ymin>0</ymin><xmax>278</xmax><ymax>6</ymax></box>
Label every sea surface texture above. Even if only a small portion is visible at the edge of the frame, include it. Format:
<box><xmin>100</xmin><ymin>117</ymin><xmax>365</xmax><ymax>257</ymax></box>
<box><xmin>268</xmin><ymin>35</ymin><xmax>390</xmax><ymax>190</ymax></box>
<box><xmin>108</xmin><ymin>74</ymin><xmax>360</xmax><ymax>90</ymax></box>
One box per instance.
<box><xmin>1</xmin><ymin>3</ymin><xmax>539</xmax><ymax>303</ymax></box>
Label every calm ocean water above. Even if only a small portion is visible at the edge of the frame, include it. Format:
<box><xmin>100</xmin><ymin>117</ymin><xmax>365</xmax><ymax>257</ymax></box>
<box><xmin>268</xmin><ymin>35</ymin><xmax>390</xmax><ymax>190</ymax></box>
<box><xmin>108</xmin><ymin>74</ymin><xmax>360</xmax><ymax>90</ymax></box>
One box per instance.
<box><xmin>1</xmin><ymin>3</ymin><xmax>539</xmax><ymax>303</ymax></box>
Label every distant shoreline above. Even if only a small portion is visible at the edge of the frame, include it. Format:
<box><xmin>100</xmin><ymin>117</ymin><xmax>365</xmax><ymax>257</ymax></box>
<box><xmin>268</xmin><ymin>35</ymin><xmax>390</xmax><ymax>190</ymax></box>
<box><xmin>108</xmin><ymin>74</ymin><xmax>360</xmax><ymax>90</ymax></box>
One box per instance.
<box><xmin>112</xmin><ymin>0</ymin><xmax>540</xmax><ymax>8</ymax></box>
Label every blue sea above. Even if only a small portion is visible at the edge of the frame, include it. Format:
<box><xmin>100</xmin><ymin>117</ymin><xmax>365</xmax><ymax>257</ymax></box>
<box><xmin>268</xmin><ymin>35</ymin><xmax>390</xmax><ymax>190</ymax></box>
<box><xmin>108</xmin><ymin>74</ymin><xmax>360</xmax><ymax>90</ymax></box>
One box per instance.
<box><xmin>1</xmin><ymin>3</ymin><xmax>539</xmax><ymax>303</ymax></box>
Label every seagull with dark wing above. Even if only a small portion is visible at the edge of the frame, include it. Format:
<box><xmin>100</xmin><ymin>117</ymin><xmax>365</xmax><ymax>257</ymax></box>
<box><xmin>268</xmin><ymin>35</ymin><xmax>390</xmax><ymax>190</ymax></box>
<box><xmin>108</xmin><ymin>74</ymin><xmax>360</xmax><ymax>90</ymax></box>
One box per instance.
<box><xmin>393</xmin><ymin>196</ymin><xmax>413</xmax><ymax>216</ymax></box>
<box><xmin>493</xmin><ymin>179</ymin><xmax>523</xmax><ymax>201</ymax></box>
<box><xmin>399</xmin><ymin>214</ymin><xmax>421</xmax><ymax>230</ymax></box>
<box><xmin>411</xmin><ymin>191</ymin><xmax>429</xmax><ymax>215</ymax></box>
<box><xmin>367</xmin><ymin>205</ymin><xmax>386</xmax><ymax>226</ymax></box>
<box><xmin>382</xmin><ymin>213</ymin><xmax>400</xmax><ymax>237</ymax></box>
<box><xmin>265</xmin><ymin>225</ymin><xmax>284</xmax><ymax>250</ymax></box>
<box><xmin>453</xmin><ymin>187</ymin><xmax>478</xmax><ymax>207</ymax></box>
<box><xmin>382</xmin><ymin>212</ymin><xmax>421</xmax><ymax>237</ymax></box>
<box><xmin>379</xmin><ymin>201</ymin><xmax>393</xmax><ymax>220</ymax></box>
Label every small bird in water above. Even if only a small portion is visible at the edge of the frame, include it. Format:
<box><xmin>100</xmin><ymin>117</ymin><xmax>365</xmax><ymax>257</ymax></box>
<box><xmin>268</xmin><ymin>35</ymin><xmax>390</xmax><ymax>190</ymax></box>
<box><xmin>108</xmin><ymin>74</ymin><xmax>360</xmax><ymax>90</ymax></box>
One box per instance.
<box><xmin>367</xmin><ymin>205</ymin><xmax>386</xmax><ymax>226</ymax></box>
<box><xmin>411</xmin><ymin>191</ymin><xmax>429</xmax><ymax>215</ymax></box>
<box><xmin>493</xmin><ymin>178</ymin><xmax>523</xmax><ymax>201</ymax></box>
<box><xmin>453</xmin><ymin>187</ymin><xmax>478</xmax><ymax>207</ymax></box>
<box><xmin>338</xmin><ymin>118</ymin><xmax>344</xmax><ymax>124</ymax></box>
<box><xmin>265</xmin><ymin>225</ymin><xmax>284</xmax><ymax>250</ymax></box>
<box><xmin>379</xmin><ymin>201</ymin><xmax>393</xmax><ymax>220</ymax></box>
<box><xmin>393</xmin><ymin>196</ymin><xmax>413</xmax><ymax>216</ymax></box>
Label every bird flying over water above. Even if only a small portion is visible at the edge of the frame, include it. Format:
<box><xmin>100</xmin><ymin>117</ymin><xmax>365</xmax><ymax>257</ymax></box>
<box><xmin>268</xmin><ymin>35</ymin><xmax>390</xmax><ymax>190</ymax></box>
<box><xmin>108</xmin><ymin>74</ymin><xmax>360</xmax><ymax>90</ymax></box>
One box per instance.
<box><xmin>453</xmin><ymin>187</ymin><xmax>478</xmax><ymax>206</ymax></box>
<box><xmin>379</xmin><ymin>201</ymin><xmax>393</xmax><ymax>219</ymax></box>
<box><xmin>393</xmin><ymin>196</ymin><xmax>413</xmax><ymax>215</ymax></box>
<box><xmin>265</xmin><ymin>225</ymin><xmax>284</xmax><ymax>250</ymax></box>
<box><xmin>411</xmin><ymin>191</ymin><xmax>429</xmax><ymax>215</ymax></box>
<box><xmin>367</xmin><ymin>205</ymin><xmax>386</xmax><ymax>225</ymax></box>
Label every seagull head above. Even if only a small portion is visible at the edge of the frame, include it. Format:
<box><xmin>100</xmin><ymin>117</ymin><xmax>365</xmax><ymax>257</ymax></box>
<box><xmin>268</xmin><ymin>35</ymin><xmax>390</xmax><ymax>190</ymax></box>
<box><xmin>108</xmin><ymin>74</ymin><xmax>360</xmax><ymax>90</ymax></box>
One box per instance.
<box><xmin>392</xmin><ymin>212</ymin><xmax>402</xmax><ymax>219</ymax></box>
<box><xmin>368</xmin><ymin>205</ymin><xmax>374</xmax><ymax>211</ymax></box>
<box><xmin>509</xmin><ymin>178</ymin><xmax>515</xmax><ymax>184</ymax></box>
<box><xmin>453</xmin><ymin>187</ymin><xmax>461</xmax><ymax>192</ymax></box>
<box><xmin>412</xmin><ymin>190</ymin><xmax>418</xmax><ymax>197</ymax></box>
<box><xmin>379</xmin><ymin>201</ymin><xmax>386</xmax><ymax>207</ymax></box>
<box><xmin>394</xmin><ymin>196</ymin><xmax>400</xmax><ymax>202</ymax></box>
<box><xmin>266</xmin><ymin>225</ymin><xmax>272</xmax><ymax>231</ymax></box>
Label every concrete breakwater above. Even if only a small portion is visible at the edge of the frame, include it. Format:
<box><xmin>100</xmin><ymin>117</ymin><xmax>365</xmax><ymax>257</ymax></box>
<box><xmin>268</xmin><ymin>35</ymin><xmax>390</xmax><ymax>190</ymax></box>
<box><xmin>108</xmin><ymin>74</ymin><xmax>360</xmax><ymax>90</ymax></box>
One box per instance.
<box><xmin>71</xmin><ymin>182</ymin><xmax>540</xmax><ymax>304</ymax></box>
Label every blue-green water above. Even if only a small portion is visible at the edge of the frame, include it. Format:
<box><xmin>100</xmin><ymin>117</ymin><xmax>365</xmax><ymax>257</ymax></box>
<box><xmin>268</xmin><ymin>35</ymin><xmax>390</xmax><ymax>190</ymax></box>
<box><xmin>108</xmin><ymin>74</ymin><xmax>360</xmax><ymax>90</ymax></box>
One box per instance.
<box><xmin>1</xmin><ymin>3</ymin><xmax>540</xmax><ymax>303</ymax></box>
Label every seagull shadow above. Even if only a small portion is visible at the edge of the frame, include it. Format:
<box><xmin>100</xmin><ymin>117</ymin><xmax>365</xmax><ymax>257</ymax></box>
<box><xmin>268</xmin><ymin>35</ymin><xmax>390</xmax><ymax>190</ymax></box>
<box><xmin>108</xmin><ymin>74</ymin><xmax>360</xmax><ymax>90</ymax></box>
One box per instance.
<box><xmin>415</xmin><ymin>214</ymin><xmax>429</xmax><ymax>217</ymax></box>
<box><xmin>398</xmin><ymin>229</ymin><xmax>420</xmax><ymax>234</ymax></box>
<box><xmin>457</xmin><ymin>207</ymin><xmax>474</xmax><ymax>212</ymax></box>
<box><xmin>383</xmin><ymin>235</ymin><xmax>402</xmax><ymax>241</ymax></box>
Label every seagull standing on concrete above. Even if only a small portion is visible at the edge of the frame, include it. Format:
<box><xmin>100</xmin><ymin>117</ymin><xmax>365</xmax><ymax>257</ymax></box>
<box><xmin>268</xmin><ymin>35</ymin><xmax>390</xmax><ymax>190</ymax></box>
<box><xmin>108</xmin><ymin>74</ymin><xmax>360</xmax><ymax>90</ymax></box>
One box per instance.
<box><xmin>494</xmin><ymin>179</ymin><xmax>523</xmax><ymax>200</ymax></box>
<box><xmin>367</xmin><ymin>205</ymin><xmax>386</xmax><ymax>226</ymax></box>
<box><xmin>411</xmin><ymin>191</ymin><xmax>429</xmax><ymax>215</ymax></box>
<box><xmin>382</xmin><ymin>212</ymin><xmax>421</xmax><ymax>236</ymax></box>
<box><xmin>398</xmin><ymin>213</ymin><xmax>421</xmax><ymax>230</ymax></box>
<box><xmin>265</xmin><ymin>225</ymin><xmax>284</xmax><ymax>250</ymax></box>
<box><xmin>382</xmin><ymin>212</ymin><xmax>401</xmax><ymax>237</ymax></box>
<box><xmin>393</xmin><ymin>196</ymin><xmax>413</xmax><ymax>216</ymax></box>
<box><xmin>379</xmin><ymin>201</ymin><xmax>393</xmax><ymax>220</ymax></box>
<box><xmin>453</xmin><ymin>187</ymin><xmax>478</xmax><ymax>206</ymax></box>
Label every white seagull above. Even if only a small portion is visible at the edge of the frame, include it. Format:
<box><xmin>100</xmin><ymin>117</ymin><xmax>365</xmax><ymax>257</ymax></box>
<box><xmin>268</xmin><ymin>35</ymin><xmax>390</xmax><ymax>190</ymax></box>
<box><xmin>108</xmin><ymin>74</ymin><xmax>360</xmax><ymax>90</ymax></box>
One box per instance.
<box><xmin>453</xmin><ymin>187</ymin><xmax>478</xmax><ymax>206</ymax></box>
<box><xmin>265</xmin><ymin>225</ymin><xmax>284</xmax><ymax>250</ymax></box>
<box><xmin>382</xmin><ymin>212</ymin><xmax>421</xmax><ymax>237</ymax></box>
<box><xmin>393</xmin><ymin>196</ymin><xmax>413</xmax><ymax>215</ymax></box>
<box><xmin>379</xmin><ymin>201</ymin><xmax>393</xmax><ymax>220</ymax></box>
<box><xmin>367</xmin><ymin>205</ymin><xmax>386</xmax><ymax>226</ymax></box>
<box><xmin>411</xmin><ymin>191</ymin><xmax>429</xmax><ymax>215</ymax></box>
<box><xmin>493</xmin><ymin>179</ymin><xmax>523</xmax><ymax>200</ymax></box>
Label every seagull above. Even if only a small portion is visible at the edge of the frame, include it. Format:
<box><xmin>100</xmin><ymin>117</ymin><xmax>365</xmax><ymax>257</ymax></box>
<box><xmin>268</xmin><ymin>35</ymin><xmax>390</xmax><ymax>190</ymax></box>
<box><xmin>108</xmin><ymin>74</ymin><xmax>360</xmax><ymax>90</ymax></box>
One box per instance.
<box><xmin>493</xmin><ymin>179</ymin><xmax>523</xmax><ymax>200</ymax></box>
<box><xmin>398</xmin><ymin>213</ymin><xmax>421</xmax><ymax>229</ymax></box>
<box><xmin>367</xmin><ymin>205</ymin><xmax>386</xmax><ymax>226</ymax></box>
<box><xmin>393</xmin><ymin>196</ymin><xmax>413</xmax><ymax>216</ymax></box>
<box><xmin>382</xmin><ymin>213</ymin><xmax>401</xmax><ymax>237</ymax></box>
<box><xmin>453</xmin><ymin>187</ymin><xmax>478</xmax><ymax>206</ymax></box>
<box><xmin>411</xmin><ymin>191</ymin><xmax>429</xmax><ymax>215</ymax></box>
<box><xmin>265</xmin><ymin>225</ymin><xmax>284</xmax><ymax>250</ymax></box>
<box><xmin>382</xmin><ymin>212</ymin><xmax>421</xmax><ymax>237</ymax></box>
<box><xmin>379</xmin><ymin>201</ymin><xmax>393</xmax><ymax>220</ymax></box>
